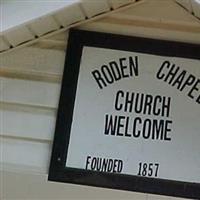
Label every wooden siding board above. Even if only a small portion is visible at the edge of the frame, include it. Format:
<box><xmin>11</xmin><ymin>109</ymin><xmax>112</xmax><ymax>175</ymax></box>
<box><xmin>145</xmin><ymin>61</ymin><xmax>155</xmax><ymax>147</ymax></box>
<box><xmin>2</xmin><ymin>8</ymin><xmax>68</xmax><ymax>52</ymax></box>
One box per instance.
<box><xmin>81</xmin><ymin>0</ymin><xmax>110</xmax><ymax>18</ymax></box>
<box><xmin>0</xmin><ymin>47</ymin><xmax>65</xmax><ymax>74</ymax></box>
<box><xmin>0</xmin><ymin>37</ymin><xmax>10</xmax><ymax>52</ymax></box>
<box><xmin>1</xmin><ymin>138</ymin><xmax>51</xmax><ymax>173</ymax></box>
<box><xmin>109</xmin><ymin>0</ymin><xmax>134</xmax><ymax>9</ymax></box>
<box><xmin>78</xmin><ymin>21</ymin><xmax>200</xmax><ymax>44</ymax></box>
<box><xmin>54</xmin><ymin>3</ymin><xmax>85</xmax><ymax>27</ymax></box>
<box><xmin>28</xmin><ymin>16</ymin><xmax>60</xmax><ymax>37</ymax></box>
<box><xmin>3</xmin><ymin>26</ymin><xmax>35</xmax><ymax>47</ymax></box>
<box><xmin>1</xmin><ymin>171</ymin><xmax>149</xmax><ymax>200</ymax></box>
<box><xmin>1</xmin><ymin>78</ymin><xmax>60</xmax><ymax>108</ymax></box>
<box><xmin>0</xmin><ymin>108</ymin><xmax>55</xmax><ymax>141</ymax></box>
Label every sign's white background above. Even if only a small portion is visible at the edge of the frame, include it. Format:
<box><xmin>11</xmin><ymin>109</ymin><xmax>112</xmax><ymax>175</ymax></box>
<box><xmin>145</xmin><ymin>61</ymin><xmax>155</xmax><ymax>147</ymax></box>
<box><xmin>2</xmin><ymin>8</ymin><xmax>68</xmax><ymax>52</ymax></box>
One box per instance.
<box><xmin>66</xmin><ymin>47</ymin><xmax>200</xmax><ymax>183</ymax></box>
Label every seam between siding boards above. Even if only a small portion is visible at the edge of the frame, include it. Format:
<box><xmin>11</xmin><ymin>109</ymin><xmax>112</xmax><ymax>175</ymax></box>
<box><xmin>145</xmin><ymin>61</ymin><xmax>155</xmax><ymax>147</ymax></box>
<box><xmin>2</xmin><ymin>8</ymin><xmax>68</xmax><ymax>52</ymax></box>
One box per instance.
<box><xmin>0</xmin><ymin>68</ymin><xmax>62</xmax><ymax>83</ymax></box>
<box><xmin>0</xmin><ymin>102</ymin><xmax>56</xmax><ymax>115</ymax></box>
<box><xmin>0</xmin><ymin>135</ymin><xmax>52</xmax><ymax>144</ymax></box>
<box><xmin>98</xmin><ymin>17</ymin><xmax>200</xmax><ymax>33</ymax></box>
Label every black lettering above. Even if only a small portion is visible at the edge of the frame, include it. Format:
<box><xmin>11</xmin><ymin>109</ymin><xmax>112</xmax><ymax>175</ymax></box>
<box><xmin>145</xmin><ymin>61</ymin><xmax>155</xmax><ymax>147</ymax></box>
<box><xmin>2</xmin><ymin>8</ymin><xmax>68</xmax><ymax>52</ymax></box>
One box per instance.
<box><xmin>86</xmin><ymin>156</ymin><xmax>91</xmax><ymax>170</ymax></box>
<box><xmin>143</xmin><ymin>95</ymin><xmax>153</xmax><ymax>115</ymax></box>
<box><xmin>135</xmin><ymin>93</ymin><xmax>144</xmax><ymax>114</ymax></box>
<box><xmin>102</xmin><ymin>159</ymin><xmax>109</xmax><ymax>172</ymax></box>
<box><xmin>124</xmin><ymin>92</ymin><xmax>134</xmax><ymax>112</ymax></box>
<box><xmin>91</xmin><ymin>158</ymin><xmax>96</xmax><ymax>170</ymax></box>
<box><xmin>109</xmin><ymin>61</ymin><xmax>122</xmax><ymax>81</ymax></box>
<box><xmin>113</xmin><ymin>160</ymin><xmax>118</xmax><ymax>173</ymax></box>
<box><xmin>96</xmin><ymin>158</ymin><xmax>102</xmax><ymax>171</ymax></box>
<box><xmin>153</xmin><ymin>96</ymin><xmax>162</xmax><ymax>116</ymax></box>
<box><xmin>92</xmin><ymin>70</ymin><xmax>107</xmax><ymax>89</ymax></box>
<box><xmin>133</xmin><ymin>117</ymin><xmax>142</xmax><ymax>137</ymax></box>
<box><xmin>196</xmin><ymin>95</ymin><xmax>200</xmax><ymax>104</ymax></box>
<box><xmin>164</xmin><ymin>120</ymin><xmax>172</xmax><ymax>141</ymax></box>
<box><xmin>129</xmin><ymin>56</ymin><xmax>139</xmax><ymax>76</ymax></box>
<box><xmin>117</xmin><ymin>160</ymin><xmax>123</xmax><ymax>172</ymax></box>
<box><xmin>172</xmin><ymin>70</ymin><xmax>187</xmax><ymax>89</ymax></box>
<box><xmin>162</xmin><ymin>97</ymin><xmax>171</xmax><ymax>117</ymax></box>
<box><xmin>116</xmin><ymin>116</ymin><xmax>125</xmax><ymax>136</ymax></box>
<box><xmin>120</xmin><ymin>58</ymin><xmax>129</xmax><ymax>78</ymax></box>
<box><xmin>115</xmin><ymin>90</ymin><xmax>124</xmax><ymax>111</ymax></box>
<box><xmin>107</xmin><ymin>159</ymin><xmax>113</xmax><ymax>172</ymax></box>
<box><xmin>188</xmin><ymin>79</ymin><xmax>200</xmax><ymax>99</ymax></box>
<box><xmin>104</xmin><ymin>115</ymin><xmax>117</xmax><ymax>135</ymax></box>
<box><xmin>157</xmin><ymin>61</ymin><xmax>170</xmax><ymax>80</ymax></box>
<box><xmin>125</xmin><ymin>117</ymin><xmax>131</xmax><ymax>137</ymax></box>
<box><xmin>164</xmin><ymin>64</ymin><xmax>180</xmax><ymax>84</ymax></box>
<box><xmin>152</xmin><ymin>120</ymin><xmax>164</xmax><ymax>140</ymax></box>
<box><xmin>101</xmin><ymin>65</ymin><xmax>114</xmax><ymax>84</ymax></box>
<box><xmin>143</xmin><ymin>119</ymin><xmax>151</xmax><ymax>139</ymax></box>
<box><xmin>180</xmin><ymin>74</ymin><xmax>196</xmax><ymax>91</ymax></box>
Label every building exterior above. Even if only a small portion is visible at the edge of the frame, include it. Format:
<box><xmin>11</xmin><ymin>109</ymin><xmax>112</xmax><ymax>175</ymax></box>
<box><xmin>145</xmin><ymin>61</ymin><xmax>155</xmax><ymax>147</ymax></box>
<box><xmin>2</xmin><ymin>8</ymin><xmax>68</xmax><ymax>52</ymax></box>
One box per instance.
<box><xmin>1</xmin><ymin>0</ymin><xmax>200</xmax><ymax>199</ymax></box>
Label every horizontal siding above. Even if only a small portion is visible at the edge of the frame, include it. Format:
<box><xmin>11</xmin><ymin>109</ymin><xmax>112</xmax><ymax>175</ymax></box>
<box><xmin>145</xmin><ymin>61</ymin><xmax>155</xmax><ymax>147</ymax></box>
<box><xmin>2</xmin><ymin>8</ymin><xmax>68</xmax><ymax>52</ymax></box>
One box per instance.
<box><xmin>0</xmin><ymin>47</ymin><xmax>65</xmax><ymax>74</ymax></box>
<box><xmin>0</xmin><ymin>105</ymin><xmax>55</xmax><ymax>141</ymax></box>
<box><xmin>1</xmin><ymin>171</ymin><xmax>149</xmax><ymax>200</ymax></box>
<box><xmin>78</xmin><ymin>0</ymin><xmax>200</xmax><ymax>44</ymax></box>
<box><xmin>1</xmin><ymin>138</ymin><xmax>51</xmax><ymax>174</ymax></box>
<box><xmin>79</xmin><ymin>19</ymin><xmax>200</xmax><ymax>44</ymax></box>
<box><xmin>1</xmin><ymin>77</ymin><xmax>60</xmax><ymax>108</ymax></box>
<box><xmin>0</xmin><ymin>1</ymin><xmax>199</xmax><ymax>199</ymax></box>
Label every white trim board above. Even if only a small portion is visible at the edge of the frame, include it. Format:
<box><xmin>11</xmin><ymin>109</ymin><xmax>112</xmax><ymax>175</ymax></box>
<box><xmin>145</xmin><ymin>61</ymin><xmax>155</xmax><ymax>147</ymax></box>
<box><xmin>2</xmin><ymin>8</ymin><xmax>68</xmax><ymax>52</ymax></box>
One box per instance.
<box><xmin>0</xmin><ymin>0</ymin><xmax>138</xmax><ymax>53</ymax></box>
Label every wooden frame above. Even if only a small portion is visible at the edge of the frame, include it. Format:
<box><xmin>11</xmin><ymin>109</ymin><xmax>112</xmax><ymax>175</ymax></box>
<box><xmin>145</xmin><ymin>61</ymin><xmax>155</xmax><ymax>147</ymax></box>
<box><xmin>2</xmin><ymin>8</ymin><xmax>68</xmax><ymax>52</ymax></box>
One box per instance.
<box><xmin>48</xmin><ymin>29</ymin><xmax>200</xmax><ymax>199</ymax></box>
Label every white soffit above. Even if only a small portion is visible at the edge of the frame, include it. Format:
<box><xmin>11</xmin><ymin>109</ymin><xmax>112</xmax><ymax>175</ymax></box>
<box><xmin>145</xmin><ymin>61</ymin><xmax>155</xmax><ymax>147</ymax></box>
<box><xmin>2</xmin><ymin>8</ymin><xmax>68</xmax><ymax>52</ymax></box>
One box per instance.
<box><xmin>176</xmin><ymin>0</ymin><xmax>200</xmax><ymax>18</ymax></box>
<box><xmin>0</xmin><ymin>0</ymin><xmax>137</xmax><ymax>53</ymax></box>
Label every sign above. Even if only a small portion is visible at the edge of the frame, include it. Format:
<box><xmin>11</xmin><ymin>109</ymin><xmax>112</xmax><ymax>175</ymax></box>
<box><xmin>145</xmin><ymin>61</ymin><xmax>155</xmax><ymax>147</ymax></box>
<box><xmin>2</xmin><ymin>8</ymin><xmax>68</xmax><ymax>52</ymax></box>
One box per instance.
<box><xmin>49</xmin><ymin>29</ymin><xmax>200</xmax><ymax>199</ymax></box>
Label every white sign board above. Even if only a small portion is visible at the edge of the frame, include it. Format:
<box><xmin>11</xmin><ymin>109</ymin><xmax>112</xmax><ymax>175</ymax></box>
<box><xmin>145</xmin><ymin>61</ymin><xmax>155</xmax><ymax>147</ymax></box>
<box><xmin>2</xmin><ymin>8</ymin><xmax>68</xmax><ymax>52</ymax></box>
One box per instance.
<box><xmin>66</xmin><ymin>46</ymin><xmax>200</xmax><ymax>183</ymax></box>
<box><xmin>49</xmin><ymin>30</ymin><xmax>200</xmax><ymax>199</ymax></box>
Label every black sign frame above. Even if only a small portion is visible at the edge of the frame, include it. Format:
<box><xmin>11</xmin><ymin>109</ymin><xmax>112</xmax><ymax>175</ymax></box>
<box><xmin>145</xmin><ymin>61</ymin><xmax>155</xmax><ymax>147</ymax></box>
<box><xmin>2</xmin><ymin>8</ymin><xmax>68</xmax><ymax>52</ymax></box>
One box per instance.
<box><xmin>48</xmin><ymin>29</ymin><xmax>200</xmax><ymax>199</ymax></box>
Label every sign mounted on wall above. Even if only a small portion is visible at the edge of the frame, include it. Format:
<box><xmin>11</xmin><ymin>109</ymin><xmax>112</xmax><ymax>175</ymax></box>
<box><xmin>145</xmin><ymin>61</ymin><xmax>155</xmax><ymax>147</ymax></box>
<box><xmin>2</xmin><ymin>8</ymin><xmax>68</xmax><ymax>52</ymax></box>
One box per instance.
<box><xmin>48</xmin><ymin>29</ymin><xmax>200</xmax><ymax>199</ymax></box>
